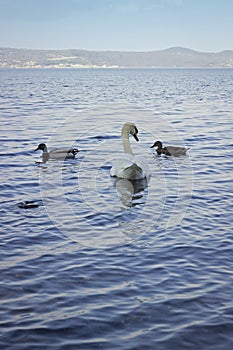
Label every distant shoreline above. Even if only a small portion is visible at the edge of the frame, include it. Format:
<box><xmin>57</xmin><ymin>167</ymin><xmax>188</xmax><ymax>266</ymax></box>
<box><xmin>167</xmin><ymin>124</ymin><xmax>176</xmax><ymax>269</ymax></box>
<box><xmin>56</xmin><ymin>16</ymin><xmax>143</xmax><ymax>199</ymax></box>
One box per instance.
<box><xmin>1</xmin><ymin>66</ymin><xmax>233</xmax><ymax>70</ymax></box>
<box><xmin>1</xmin><ymin>47</ymin><xmax>232</xmax><ymax>69</ymax></box>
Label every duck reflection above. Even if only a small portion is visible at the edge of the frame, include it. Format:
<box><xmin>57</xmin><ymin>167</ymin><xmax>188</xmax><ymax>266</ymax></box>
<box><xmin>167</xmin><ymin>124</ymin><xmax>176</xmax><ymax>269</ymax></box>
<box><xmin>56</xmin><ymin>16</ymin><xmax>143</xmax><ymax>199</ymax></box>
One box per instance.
<box><xmin>113</xmin><ymin>177</ymin><xmax>148</xmax><ymax>207</ymax></box>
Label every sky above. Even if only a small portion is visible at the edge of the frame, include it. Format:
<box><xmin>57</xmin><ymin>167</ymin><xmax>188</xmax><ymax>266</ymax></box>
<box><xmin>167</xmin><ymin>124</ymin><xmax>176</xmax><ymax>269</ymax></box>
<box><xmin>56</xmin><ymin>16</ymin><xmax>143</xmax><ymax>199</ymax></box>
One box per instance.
<box><xmin>0</xmin><ymin>0</ymin><xmax>232</xmax><ymax>52</ymax></box>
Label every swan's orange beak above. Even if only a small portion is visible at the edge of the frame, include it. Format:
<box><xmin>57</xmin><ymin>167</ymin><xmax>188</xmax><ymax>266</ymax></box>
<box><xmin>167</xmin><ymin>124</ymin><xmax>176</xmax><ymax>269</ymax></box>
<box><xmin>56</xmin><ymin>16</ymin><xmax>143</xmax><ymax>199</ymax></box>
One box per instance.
<box><xmin>133</xmin><ymin>133</ymin><xmax>139</xmax><ymax>142</ymax></box>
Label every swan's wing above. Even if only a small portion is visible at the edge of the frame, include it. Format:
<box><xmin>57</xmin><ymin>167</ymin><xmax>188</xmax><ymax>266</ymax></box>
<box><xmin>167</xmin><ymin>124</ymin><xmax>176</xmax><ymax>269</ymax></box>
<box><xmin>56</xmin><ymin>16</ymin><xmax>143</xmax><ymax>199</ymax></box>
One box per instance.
<box><xmin>111</xmin><ymin>160</ymin><xmax>144</xmax><ymax>179</ymax></box>
<box><xmin>111</xmin><ymin>154</ymin><xmax>151</xmax><ymax>180</ymax></box>
<box><xmin>110</xmin><ymin>156</ymin><xmax>135</xmax><ymax>177</ymax></box>
<box><xmin>133</xmin><ymin>155</ymin><xmax>151</xmax><ymax>177</ymax></box>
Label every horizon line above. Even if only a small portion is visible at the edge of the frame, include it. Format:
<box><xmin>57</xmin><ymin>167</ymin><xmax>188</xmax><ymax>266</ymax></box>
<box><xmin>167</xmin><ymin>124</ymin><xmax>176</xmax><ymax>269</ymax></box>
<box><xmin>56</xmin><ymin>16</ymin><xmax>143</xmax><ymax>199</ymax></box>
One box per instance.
<box><xmin>1</xmin><ymin>46</ymin><xmax>232</xmax><ymax>54</ymax></box>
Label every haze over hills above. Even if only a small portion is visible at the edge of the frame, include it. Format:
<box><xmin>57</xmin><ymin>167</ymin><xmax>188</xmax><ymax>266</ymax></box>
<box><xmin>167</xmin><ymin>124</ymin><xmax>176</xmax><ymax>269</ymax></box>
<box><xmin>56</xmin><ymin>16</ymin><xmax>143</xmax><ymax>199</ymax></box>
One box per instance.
<box><xmin>0</xmin><ymin>47</ymin><xmax>232</xmax><ymax>68</ymax></box>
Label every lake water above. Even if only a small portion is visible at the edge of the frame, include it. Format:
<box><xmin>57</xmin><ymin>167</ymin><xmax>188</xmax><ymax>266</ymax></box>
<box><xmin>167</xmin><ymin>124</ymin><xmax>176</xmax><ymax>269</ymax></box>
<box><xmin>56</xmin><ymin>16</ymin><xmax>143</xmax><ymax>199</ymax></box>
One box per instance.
<box><xmin>0</xmin><ymin>68</ymin><xmax>233</xmax><ymax>349</ymax></box>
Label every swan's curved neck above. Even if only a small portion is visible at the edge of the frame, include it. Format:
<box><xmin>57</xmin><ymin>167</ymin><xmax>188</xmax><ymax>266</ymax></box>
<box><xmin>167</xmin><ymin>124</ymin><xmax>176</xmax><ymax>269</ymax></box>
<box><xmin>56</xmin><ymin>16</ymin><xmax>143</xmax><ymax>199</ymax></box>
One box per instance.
<box><xmin>121</xmin><ymin>128</ymin><xmax>133</xmax><ymax>155</ymax></box>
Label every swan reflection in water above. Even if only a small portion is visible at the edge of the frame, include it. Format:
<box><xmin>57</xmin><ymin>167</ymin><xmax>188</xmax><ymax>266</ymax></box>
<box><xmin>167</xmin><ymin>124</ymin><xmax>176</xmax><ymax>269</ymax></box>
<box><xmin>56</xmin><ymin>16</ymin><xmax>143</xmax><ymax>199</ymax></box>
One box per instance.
<box><xmin>113</xmin><ymin>177</ymin><xmax>148</xmax><ymax>207</ymax></box>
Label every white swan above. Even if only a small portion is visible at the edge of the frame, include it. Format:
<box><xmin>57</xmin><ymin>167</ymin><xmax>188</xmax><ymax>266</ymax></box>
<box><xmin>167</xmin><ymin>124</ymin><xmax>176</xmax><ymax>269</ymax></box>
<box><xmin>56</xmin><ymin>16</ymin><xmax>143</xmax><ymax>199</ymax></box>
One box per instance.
<box><xmin>110</xmin><ymin>122</ymin><xmax>151</xmax><ymax>180</ymax></box>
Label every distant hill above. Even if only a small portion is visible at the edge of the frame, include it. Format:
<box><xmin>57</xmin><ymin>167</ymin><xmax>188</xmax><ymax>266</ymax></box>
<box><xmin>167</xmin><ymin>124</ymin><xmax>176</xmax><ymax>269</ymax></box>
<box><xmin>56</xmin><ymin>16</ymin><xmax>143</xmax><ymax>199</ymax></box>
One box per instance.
<box><xmin>0</xmin><ymin>47</ymin><xmax>232</xmax><ymax>68</ymax></box>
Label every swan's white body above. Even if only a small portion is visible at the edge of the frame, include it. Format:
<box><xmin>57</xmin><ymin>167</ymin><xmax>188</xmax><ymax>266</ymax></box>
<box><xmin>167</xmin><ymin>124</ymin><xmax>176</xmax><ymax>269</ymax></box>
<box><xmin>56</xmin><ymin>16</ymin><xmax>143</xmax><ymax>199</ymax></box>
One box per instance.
<box><xmin>110</xmin><ymin>123</ymin><xmax>151</xmax><ymax>180</ymax></box>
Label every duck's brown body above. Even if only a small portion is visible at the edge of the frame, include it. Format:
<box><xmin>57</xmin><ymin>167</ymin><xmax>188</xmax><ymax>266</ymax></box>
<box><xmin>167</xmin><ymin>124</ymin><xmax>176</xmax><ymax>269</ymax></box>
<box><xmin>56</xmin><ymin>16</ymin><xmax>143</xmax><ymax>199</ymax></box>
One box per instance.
<box><xmin>151</xmin><ymin>141</ymin><xmax>189</xmax><ymax>156</ymax></box>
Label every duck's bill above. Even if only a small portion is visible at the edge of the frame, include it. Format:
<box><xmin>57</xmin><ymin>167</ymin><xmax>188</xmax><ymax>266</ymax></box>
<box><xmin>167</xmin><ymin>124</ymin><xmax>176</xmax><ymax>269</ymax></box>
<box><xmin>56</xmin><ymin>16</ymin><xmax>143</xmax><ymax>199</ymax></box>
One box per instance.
<box><xmin>150</xmin><ymin>143</ymin><xmax>155</xmax><ymax>148</ymax></box>
<box><xmin>34</xmin><ymin>147</ymin><xmax>39</xmax><ymax>151</ymax></box>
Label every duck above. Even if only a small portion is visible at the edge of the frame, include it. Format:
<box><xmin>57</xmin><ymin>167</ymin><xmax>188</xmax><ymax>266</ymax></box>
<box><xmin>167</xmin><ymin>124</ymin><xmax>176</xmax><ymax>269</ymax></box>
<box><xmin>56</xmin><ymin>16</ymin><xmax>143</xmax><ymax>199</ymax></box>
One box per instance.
<box><xmin>110</xmin><ymin>122</ymin><xmax>151</xmax><ymax>180</ymax></box>
<box><xmin>34</xmin><ymin>143</ymin><xmax>79</xmax><ymax>161</ymax></box>
<box><xmin>150</xmin><ymin>140</ymin><xmax>189</xmax><ymax>156</ymax></box>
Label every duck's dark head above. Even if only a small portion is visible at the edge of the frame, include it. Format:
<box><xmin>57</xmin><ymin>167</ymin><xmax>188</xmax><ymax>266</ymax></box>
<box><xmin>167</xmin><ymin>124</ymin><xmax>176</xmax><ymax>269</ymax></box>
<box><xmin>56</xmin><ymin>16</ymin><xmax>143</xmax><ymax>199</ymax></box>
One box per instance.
<box><xmin>151</xmin><ymin>140</ymin><xmax>163</xmax><ymax>149</ymax></box>
<box><xmin>34</xmin><ymin>143</ymin><xmax>47</xmax><ymax>152</ymax></box>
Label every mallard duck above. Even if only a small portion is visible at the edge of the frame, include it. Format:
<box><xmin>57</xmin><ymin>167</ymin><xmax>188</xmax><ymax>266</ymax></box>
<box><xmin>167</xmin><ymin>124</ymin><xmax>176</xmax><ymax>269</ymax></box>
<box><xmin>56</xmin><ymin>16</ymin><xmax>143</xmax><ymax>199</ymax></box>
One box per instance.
<box><xmin>151</xmin><ymin>140</ymin><xmax>189</xmax><ymax>156</ymax></box>
<box><xmin>110</xmin><ymin>122</ymin><xmax>151</xmax><ymax>180</ymax></box>
<box><xmin>34</xmin><ymin>143</ymin><xmax>79</xmax><ymax>161</ymax></box>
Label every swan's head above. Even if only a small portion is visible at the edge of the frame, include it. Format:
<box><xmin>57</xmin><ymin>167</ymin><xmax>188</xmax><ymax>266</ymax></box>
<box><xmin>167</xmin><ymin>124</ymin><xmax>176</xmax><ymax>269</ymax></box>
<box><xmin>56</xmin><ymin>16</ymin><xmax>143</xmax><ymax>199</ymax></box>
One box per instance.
<box><xmin>35</xmin><ymin>143</ymin><xmax>47</xmax><ymax>152</ymax></box>
<box><xmin>151</xmin><ymin>140</ymin><xmax>163</xmax><ymax>149</ymax></box>
<box><xmin>123</xmin><ymin>122</ymin><xmax>139</xmax><ymax>141</ymax></box>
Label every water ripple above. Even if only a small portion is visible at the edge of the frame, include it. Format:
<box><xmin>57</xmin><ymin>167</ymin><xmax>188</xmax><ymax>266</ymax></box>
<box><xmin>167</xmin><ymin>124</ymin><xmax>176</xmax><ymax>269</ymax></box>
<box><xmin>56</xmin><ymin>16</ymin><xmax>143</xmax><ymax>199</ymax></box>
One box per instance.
<box><xmin>0</xmin><ymin>68</ymin><xmax>233</xmax><ymax>349</ymax></box>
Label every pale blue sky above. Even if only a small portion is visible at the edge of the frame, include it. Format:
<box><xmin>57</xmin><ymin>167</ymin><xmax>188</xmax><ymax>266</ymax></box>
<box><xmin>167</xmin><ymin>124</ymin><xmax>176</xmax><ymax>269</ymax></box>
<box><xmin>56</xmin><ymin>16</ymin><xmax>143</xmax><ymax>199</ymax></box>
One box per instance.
<box><xmin>0</xmin><ymin>0</ymin><xmax>232</xmax><ymax>52</ymax></box>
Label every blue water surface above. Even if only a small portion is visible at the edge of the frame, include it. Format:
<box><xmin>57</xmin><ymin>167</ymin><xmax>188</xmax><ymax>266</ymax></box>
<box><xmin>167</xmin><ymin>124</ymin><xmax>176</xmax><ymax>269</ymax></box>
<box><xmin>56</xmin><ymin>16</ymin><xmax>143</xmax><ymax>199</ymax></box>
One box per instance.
<box><xmin>0</xmin><ymin>68</ymin><xmax>233</xmax><ymax>349</ymax></box>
